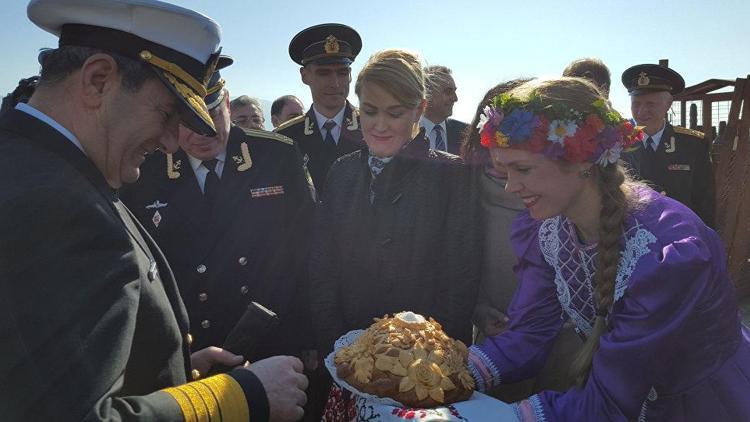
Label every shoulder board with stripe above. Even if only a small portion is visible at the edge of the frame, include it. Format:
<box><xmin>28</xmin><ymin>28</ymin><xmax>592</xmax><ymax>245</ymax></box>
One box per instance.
<box><xmin>241</xmin><ymin>128</ymin><xmax>294</xmax><ymax>145</ymax></box>
<box><xmin>273</xmin><ymin>114</ymin><xmax>306</xmax><ymax>132</ymax></box>
<box><xmin>673</xmin><ymin>126</ymin><xmax>705</xmax><ymax>139</ymax></box>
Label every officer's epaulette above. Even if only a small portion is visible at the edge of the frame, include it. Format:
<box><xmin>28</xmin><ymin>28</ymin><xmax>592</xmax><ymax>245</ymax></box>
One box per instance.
<box><xmin>241</xmin><ymin>128</ymin><xmax>294</xmax><ymax>146</ymax></box>
<box><xmin>673</xmin><ymin>126</ymin><xmax>705</xmax><ymax>139</ymax></box>
<box><xmin>273</xmin><ymin>114</ymin><xmax>305</xmax><ymax>132</ymax></box>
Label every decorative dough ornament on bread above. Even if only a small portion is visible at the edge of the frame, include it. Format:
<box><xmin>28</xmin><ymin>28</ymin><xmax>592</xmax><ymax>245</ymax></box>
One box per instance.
<box><xmin>334</xmin><ymin>311</ymin><xmax>475</xmax><ymax>407</ymax></box>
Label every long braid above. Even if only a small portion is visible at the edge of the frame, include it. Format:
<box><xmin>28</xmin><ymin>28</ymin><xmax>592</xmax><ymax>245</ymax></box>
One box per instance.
<box><xmin>570</xmin><ymin>164</ymin><xmax>628</xmax><ymax>387</ymax></box>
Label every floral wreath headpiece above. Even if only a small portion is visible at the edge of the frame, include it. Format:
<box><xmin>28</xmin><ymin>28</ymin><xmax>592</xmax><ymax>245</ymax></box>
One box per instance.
<box><xmin>477</xmin><ymin>92</ymin><xmax>643</xmax><ymax>166</ymax></box>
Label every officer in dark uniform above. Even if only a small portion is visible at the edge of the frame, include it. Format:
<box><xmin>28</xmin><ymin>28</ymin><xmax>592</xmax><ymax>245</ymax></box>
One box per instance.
<box><xmin>121</xmin><ymin>55</ymin><xmax>314</xmax><ymax>360</ymax></box>
<box><xmin>621</xmin><ymin>64</ymin><xmax>715</xmax><ymax>226</ymax></box>
<box><xmin>275</xmin><ymin>23</ymin><xmax>365</xmax><ymax>197</ymax></box>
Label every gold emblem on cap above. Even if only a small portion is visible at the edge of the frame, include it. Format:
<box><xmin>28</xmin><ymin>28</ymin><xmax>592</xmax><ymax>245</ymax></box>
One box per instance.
<box><xmin>139</xmin><ymin>50</ymin><xmax>153</xmax><ymax>60</ymax></box>
<box><xmin>637</xmin><ymin>72</ymin><xmax>650</xmax><ymax>87</ymax></box>
<box><xmin>324</xmin><ymin>35</ymin><xmax>340</xmax><ymax>54</ymax></box>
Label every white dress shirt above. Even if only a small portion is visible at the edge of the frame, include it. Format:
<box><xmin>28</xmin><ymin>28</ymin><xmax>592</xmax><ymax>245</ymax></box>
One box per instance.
<box><xmin>312</xmin><ymin>104</ymin><xmax>346</xmax><ymax>145</ymax></box>
<box><xmin>15</xmin><ymin>102</ymin><xmax>86</xmax><ymax>154</ymax></box>
<box><xmin>419</xmin><ymin>116</ymin><xmax>448</xmax><ymax>152</ymax></box>
<box><xmin>645</xmin><ymin>121</ymin><xmax>667</xmax><ymax>151</ymax></box>
<box><xmin>187</xmin><ymin>152</ymin><xmax>226</xmax><ymax>193</ymax></box>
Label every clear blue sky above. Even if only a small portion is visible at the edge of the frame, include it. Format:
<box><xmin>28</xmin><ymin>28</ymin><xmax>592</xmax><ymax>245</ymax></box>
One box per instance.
<box><xmin>2</xmin><ymin>0</ymin><xmax>748</xmax><ymax>128</ymax></box>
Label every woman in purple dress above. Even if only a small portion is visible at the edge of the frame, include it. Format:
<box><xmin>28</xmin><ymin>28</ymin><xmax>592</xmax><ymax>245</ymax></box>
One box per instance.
<box><xmin>468</xmin><ymin>77</ymin><xmax>750</xmax><ymax>421</ymax></box>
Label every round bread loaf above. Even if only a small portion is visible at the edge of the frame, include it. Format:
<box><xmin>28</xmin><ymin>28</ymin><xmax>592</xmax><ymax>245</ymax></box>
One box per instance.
<box><xmin>334</xmin><ymin>312</ymin><xmax>474</xmax><ymax>407</ymax></box>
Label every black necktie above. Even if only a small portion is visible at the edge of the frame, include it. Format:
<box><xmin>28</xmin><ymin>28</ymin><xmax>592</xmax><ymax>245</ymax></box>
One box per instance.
<box><xmin>645</xmin><ymin>137</ymin><xmax>655</xmax><ymax>153</ymax></box>
<box><xmin>434</xmin><ymin>125</ymin><xmax>445</xmax><ymax>151</ymax></box>
<box><xmin>323</xmin><ymin>120</ymin><xmax>337</xmax><ymax>147</ymax></box>
<box><xmin>202</xmin><ymin>159</ymin><xmax>219</xmax><ymax>206</ymax></box>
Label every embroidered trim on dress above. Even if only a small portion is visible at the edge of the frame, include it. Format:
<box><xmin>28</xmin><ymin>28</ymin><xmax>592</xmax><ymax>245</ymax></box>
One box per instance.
<box><xmin>512</xmin><ymin>394</ymin><xmax>547</xmax><ymax>422</ymax></box>
<box><xmin>467</xmin><ymin>345</ymin><xmax>501</xmax><ymax>391</ymax></box>
<box><xmin>538</xmin><ymin>216</ymin><xmax>656</xmax><ymax>336</ymax></box>
<box><xmin>637</xmin><ymin>387</ymin><xmax>658</xmax><ymax>422</ymax></box>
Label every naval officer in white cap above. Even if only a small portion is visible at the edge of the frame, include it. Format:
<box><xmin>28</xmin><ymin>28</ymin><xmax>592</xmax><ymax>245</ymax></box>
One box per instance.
<box><xmin>0</xmin><ymin>1</ymin><xmax>307</xmax><ymax>421</ymax></box>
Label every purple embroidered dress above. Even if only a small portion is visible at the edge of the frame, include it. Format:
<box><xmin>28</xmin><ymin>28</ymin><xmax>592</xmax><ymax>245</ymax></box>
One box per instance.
<box><xmin>469</xmin><ymin>188</ymin><xmax>750</xmax><ymax>421</ymax></box>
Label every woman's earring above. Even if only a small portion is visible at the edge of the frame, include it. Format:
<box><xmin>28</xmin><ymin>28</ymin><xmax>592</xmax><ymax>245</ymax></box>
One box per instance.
<box><xmin>580</xmin><ymin>168</ymin><xmax>592</xmax><ymax>178</ymax></box>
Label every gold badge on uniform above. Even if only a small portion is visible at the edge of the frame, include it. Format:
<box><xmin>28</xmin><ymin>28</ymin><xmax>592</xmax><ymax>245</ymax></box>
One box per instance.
<box><xmin>637</xmin><ymin>72</ymin><xmax>650</xmax><ymax>87</ymax></box>
<box><xmin>324</xmin><ymin>35</ymin><xmax>340</xmax><ymax>54</ymax></box>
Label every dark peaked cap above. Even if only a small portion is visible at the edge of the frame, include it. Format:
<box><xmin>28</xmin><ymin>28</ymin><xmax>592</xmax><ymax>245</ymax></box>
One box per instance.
<box><xmin>289</xmin><ymin>23</ymin><xmax>361</xmax><ymax>66</ymax></box>
<box><xmin>622</xmin><ymin>64</ymin><xmax>686</xmax><ymax>96</ymax></box>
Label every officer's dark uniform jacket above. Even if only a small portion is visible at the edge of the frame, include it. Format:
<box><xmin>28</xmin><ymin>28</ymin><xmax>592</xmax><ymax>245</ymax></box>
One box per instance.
<box><xmin>621</xmin><ymin>123</ymin><xmax>715</xmax><ymax>226</ymax></box>
<box><xmin>275</xmin><ymin>101</ymin><xmax>364</xmax><ymax>196</ymax></box>
<box><xmin>0</xmin><ymin>110</ymin><xmax>267</xmax><ymax>420</ymax></box>
<box><xmin>121</xmin><ymin>125</ymin><xmax>314</xmax><ymax>358</ymax></box>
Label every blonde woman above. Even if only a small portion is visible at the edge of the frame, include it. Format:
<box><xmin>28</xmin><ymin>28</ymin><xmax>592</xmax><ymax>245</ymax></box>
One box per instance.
<box><xmin>310</xmin><ymin>49</ymin><xmax>479</xmax><ymax>354</ymax></box>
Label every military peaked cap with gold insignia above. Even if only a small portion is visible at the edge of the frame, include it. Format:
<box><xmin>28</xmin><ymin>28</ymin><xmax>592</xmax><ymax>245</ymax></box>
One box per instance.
<box><xmin>27</xmin><ymin>0</ymin><xmax>222</xmax><ymax>136</ymax></box>
<box><xmin>289</xmin><ymin>23</ymin><xmax>361</xmax><ymax>66</ymax></box>
<box><xmin>205</xmin><ymin>55</ymin><xmax>233</xmax><ymax>110</ymax></box>
<box><xmin>621</xmin><ymin>64</ymin><xmax>686</xmax><ymax>96</ymax></box>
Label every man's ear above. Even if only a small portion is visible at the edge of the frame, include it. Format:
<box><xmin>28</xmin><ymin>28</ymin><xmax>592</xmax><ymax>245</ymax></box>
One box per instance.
<box><xmin>79</xmin><ymin>53</ymin><xmax>119</xmax><ymax>108</ymax></box>
<box><xmin>300</xmin><ymin>66</ymin><xmax>310</xmax><ymax>86</ymax></box>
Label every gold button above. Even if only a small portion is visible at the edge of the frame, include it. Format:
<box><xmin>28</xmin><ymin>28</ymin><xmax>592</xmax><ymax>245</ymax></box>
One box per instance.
<box><xmin>198</xmin><ymin>292</ymin><xmax>208</xmax><ymax>302</ymax></box>
<box><xmin>238</xmin><ymin>256</ymin><xmax>248</xmax><ymax>266</ymax></box>
<box><xmin>191</xmin><ymin>369</ymin><xmax>201</xmax><ymax>380</ymax></box>
<box><xmin>185</xmin><ymin>333</ymin><xmax>193</xmax><ymax>345</ymax></box>
<box><xmin>240</xmin><ymin>285</ymin><xmax>249</xmax><ymax>295</ymax></box>
<box><xmin>201</xmin><ymin>319</ymin><xmax>211</xmax><ymax>329</ymax></box>
<box><xmin>139</xmin><ymin>50</ymin><xmax>152</xmax><ymax>60</ymax></box>
<box><xmin>660</xmin><ymin>191</ymin><xmax>667</xmax><ymax>195</ymax></box>
<box><xmin>197</xmin><ymin>264</ymin><xmax>207</xmax><ymax>273</ymax></box>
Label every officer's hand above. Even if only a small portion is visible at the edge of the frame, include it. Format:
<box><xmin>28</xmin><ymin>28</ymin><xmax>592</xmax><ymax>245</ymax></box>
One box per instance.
<box><xmin>190</xmin><ymin>346</ymin><xmax>244</xmax><ymax>378</ymax></box>
<box><xmin>248</xmin><ymin>356</ymin><xmax>308</xmax><ymax>422</ymax></box>
<box><xmin>474</xmin><ymin>304</ymin><xmax>510</xmax><ymax>337</ymax></box>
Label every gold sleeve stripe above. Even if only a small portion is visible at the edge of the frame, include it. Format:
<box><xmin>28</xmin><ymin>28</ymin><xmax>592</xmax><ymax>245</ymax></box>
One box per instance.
<box><xmin>201</xmin><ymin>374</ymin><xmax>250</xmax><ymax>421</ymax></box>
<box><xmin>162</xmin><ymin>386</ymin><xmax>199</xmax><ymax>422</ymax></box>
<box><xmin>162</xmin><ymin>374</ymin><xmax>249</xmax><ymax>422</ymax></box>
<box><xmin>182</xmin><ymin>383</ymin><xmax>211</xmax><ymax>421</ymax></box>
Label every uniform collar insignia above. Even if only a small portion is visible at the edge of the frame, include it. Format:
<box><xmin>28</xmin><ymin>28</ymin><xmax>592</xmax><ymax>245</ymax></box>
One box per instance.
<box><xmin>304</xmin><ymin>116</ymin><xmax>315</xmax><ymax>135</ymax></box>
<box><xmin>167</xmin><ymin>153</ymin><xmax>181</xmax><ymax>179</ymax></box>
<box><xmin>665</xmin><ymin>136</ymin><xmax>676</xmax><ymax>153</ymax></box>
<box><xmin>346</xmin><ymin>108</ymin><xmax>359</xmax><ymax>131</ymax></box>
<box><xmin>233</xmin><ymin>141</ymin><xmax>253</xmax><ymax>171</ymax></box>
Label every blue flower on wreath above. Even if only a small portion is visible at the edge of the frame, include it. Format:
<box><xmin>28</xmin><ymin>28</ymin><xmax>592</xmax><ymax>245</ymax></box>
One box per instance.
<box><xmin>500</xmin><ymin>109</ymin><xmax>539</xmax><ymax>144</ymax></box>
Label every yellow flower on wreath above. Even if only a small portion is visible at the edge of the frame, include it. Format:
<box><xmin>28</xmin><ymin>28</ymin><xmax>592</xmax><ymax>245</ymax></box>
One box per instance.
<box><xmin>494</xmin><ymin>131</ymin><xmax>510</xmax><ymax>148</ymax></box>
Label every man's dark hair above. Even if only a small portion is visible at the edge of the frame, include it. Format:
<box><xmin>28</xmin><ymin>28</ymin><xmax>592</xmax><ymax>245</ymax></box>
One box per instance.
<box><xmin>270</xmin><ymin>95</ymin><xmax>300</xmax><ymax>117</ymax></box>
<box><xmin>38</xmin><ymin>46</ymin><xmax>154</xmax><ymax>92</ymax></box>
<box><xmin>1</xmin><ymin>76</ymin><xmax>39</xmax><ymax>115</ymax></box>
<box><xmin>562</xmin><ymin>57</ymin><xmax>611</xmax><ymax>98</ymax></box>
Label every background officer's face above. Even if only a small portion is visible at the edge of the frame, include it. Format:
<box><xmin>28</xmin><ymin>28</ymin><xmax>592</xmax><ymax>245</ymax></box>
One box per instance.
<box><xmin>272</xmin><ymin>98</ymin><xmax>304</xmax><ymax>127</ymax></box>
<box><xmin>178</xmin><ymin>94</ymin><xmax>231</xmax><ymax>160</ymax></box>
<box><xmin>426</xmin><ymin>75</ymin><xmax>458</xmax><ymax>122</ymax></box>
<box><xmin>301</xmin><ymin>63</ymin><xmax>351</xmax><ymax>113</ymax></box>
<box><xmin>231</xmin><ymin>103</ymin><xmax>265</xmax><ymax>130</ymax></box>
<box><xmin>631</xmin><ymin>91</ymin><xmax>672</xmax><ymax>133</ymax></box>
